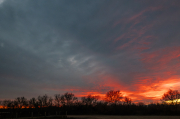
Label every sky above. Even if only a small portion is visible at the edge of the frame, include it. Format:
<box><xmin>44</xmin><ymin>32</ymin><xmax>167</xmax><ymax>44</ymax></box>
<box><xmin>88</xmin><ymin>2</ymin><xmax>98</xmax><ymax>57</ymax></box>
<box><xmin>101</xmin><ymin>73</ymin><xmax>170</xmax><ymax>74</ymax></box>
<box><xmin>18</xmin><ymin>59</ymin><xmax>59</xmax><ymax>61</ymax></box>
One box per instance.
<box><xmin>0</xmin><ymin>0</ymin><xmax>180</xmax><ymax>103</ymax></box>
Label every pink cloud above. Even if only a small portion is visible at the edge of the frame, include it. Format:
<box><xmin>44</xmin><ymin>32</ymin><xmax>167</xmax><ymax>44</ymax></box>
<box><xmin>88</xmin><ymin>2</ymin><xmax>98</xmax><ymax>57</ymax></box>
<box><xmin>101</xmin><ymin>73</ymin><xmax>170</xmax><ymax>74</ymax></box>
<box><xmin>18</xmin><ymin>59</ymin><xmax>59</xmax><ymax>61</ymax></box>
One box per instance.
<box><xmin>140</xmin><ymin>46</ymin><xmax>180</xmax><ymax>70</ymax></box>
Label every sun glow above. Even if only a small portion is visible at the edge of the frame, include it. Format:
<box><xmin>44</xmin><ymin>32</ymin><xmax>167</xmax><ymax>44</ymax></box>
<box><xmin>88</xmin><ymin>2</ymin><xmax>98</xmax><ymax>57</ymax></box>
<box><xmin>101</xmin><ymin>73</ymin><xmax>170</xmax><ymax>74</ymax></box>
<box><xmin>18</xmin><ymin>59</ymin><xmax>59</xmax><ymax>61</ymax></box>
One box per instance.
<box><xmin>165</xmin><ymin>99</ymin><xmax>180</xmax><ymax>104</ymax></box>
<box><xmin>0</xmin><ymin>105</ymin><xmax>35</xmax><ymax>109</ymax></box>
<box><xmin>0</xmin><ymin>105</ymin><xmax>7</xmax><ymax>109</ymax></box>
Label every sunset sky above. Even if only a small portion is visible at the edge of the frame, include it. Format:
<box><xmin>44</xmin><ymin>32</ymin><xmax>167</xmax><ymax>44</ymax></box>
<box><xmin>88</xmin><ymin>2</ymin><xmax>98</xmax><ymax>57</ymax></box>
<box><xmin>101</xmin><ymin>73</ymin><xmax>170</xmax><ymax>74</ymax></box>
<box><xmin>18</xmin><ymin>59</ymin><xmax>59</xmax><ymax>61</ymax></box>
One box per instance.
<box><xmin>0</xmin><ymin>0</ymin><xmax>180</xmax><ymax>103</ymax></box>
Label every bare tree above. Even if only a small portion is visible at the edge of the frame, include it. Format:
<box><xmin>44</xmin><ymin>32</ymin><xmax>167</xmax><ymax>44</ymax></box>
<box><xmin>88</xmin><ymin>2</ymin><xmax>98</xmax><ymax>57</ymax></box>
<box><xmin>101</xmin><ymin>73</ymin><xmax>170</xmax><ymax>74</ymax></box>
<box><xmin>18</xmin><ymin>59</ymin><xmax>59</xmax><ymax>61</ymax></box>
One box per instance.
<box><xmin>60</xmin><ymin>95</ymin><xmax>66</xmax><ymax>106</ymax></box>
<box><xmin>42</xmin><ymin>94</ymin><xmax>48</xmax><ymax>107</ymax></box>
<box><xmin>63</xmin><ymin>92</ymin><xmax>78</xmax><ymax>106</ymax></box>
<box><xmin>48</xmin><ymin>97</ymin><xmax>53</xmax><ymax>107</ymax></box>
<box><xmin>0</xmin><ymin>100</ymin><xmax>2</xmax><ymax>108</ymax></box>
<box><xmin>15</xmin><ymin>97</ymin><xmax>21</xmax><ymax>108</ymax></box>
<box><xmin>29</xmin><ymin>97</ymin><xmax>38</xmax><ymax>108</ymax></box>
<box><xmin>123</xmin><ymin>96</ymin><xmax>132</xmax><ymax>105</ymax></box>
<box><xmin>13</xmin><ymin>100</ymin><xmax>19</xmax><ymax>108</ymax></box>
<box><xmin>2</xmin><ymin>100</ymin><xmax>12</xmax><ymax>108</ymax></box>
<box><xmin>105</xmin><ymin>90</ymin><xmax>123</xmax><ymax>104</ymax></box>
<box><xmin>38</xmin><ymin>96</ymin><xmax>43</xmax><ymax>108</ymax></box>
<box><xmin>38</xmin><ymin>94</ymin><xmax>49</xmax><ymax>108</ymax></box>
<box><xmin>21</xmin><ymin>97</ymin><xmax>28</xmax><ymax>108</ymax></box>
<box><xmin>7</xmin><ymin>100</ymin><xmax>13</xmax><ymax>108</ymax></box>
<box><xmin>15</xmin><ymin>97</ymin><xmax>28</xmax><ymax>108</ymax></box>
<box><xmin>81</xmin><ymin>95</ymin><xmax>99</xmax><ymax>106</ymax></box>
<box><xmin>54</xmin><ymin>94</ymin><xmax>61</xmax><ymax>107</ymax></box>
<box><xmin>161</xmin><ymin>89</ymin><xmax>180</xmax><ymax>104</ymax></box>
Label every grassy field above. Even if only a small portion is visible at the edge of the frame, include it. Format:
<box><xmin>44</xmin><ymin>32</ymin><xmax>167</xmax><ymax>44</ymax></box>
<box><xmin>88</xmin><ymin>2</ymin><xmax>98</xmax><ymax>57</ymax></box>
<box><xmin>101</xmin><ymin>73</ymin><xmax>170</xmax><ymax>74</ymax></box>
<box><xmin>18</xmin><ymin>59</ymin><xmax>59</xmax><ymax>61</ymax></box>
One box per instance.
<box><xmin>67</xmin><ymin>115</ymin><xmax>180</xmax><ymax>119</ymax></box>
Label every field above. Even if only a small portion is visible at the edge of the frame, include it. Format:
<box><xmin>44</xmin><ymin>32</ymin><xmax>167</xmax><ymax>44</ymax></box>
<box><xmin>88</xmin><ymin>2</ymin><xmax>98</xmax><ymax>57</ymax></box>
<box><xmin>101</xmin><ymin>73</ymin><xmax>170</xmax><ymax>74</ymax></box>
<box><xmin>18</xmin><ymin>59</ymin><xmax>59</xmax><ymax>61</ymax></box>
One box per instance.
<box><xmin>67</xmin><ymin>115</ymin><xmax>180</xmax><ymax>119</ymax></box>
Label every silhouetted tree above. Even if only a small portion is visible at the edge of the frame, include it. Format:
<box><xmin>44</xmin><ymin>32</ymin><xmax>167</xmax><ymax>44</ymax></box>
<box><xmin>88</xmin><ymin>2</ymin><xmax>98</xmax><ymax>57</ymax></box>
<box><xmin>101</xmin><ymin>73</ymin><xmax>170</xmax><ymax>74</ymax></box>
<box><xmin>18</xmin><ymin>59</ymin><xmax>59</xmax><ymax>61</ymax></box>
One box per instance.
<box><xmin>42</xmin><ymin>94</ymin><xmax>48</xmax><ymax>107</ymax></box>
<box><xmin>15</xmin><ymin>97</ymin><xmax>28</xmax><ymax>108</ymax></box>
<box><xmin>123</xmin><ymin>96</ymin><xmax>132</xmax><ymax>105</ymax></box>
<box><xmin>7</xmin><ymin>100</ymin><xmax>13</xmax><ymax>108</ymax></box>
<box><xmin>2</xmin><ymin>100</ymin><xmax>12</xmax><ymax>108</ymax></box>
<box><xmin>0</xmin><ymin>100</ymin><xmax>3</xmax><ymax>108</ymax></box>
<box><xmin>137</xmin><ymin>102</ymin><xmax>145</xmax><ymax>106</ymax></box>
<box><xmin>38</xmin><ymin>96</ymin><xmax>43</xmax><ymax>108</ymax></box>
<box><xmin>15</xmin><ymin>97</ymin><xmax>21</xmax><ymax>108</ymax></box>
<box><xmin>29</xmin><ymin>97</ymin><xmax>38</xmax><ymax>108</ymax></box>
<box><xmin>21</xmin><ymin>97</ymin><xmax>28</xmax><ymax>108</ymax></box>
<box><xmin>81</xmin><ymin>95</ymin><xmax>99</xmax><ymax>106</ymax></box>
<box><xmin>63</xmin><ymin>92</ymin><xmax>78</xmax><ymax>106</ymax></box>
<box><xmin>54</xmin><ymin>94</ymin><xmax>61</xmax><ymax>107</ymax></box>
<box><xmin>48</xmin><ymin>97</ymin><xmax>53</xmax><ymax>107</ymax></box>
<box><xmin>60</xmin><ymin>95</ymin><xmax>66</xmax><ymax>106</ymax></box>
<box><xmin>38</xmin><ymin>94</ymin><xmax>49</xmax><ymax>107</ymax></box>
<box><xmin>13</xmin><ymin>100</ymin><xmax>19</xmax><ymax>108</ymax></box>
<box><xmin>105</xmin><ymin>90</ymin><xmax>123</xmax><ymax>104</ymax></box>
<box><xmin>161</xmin><ymin>89</ymin><xmax>180</xmax><ymax>104</ymax></box>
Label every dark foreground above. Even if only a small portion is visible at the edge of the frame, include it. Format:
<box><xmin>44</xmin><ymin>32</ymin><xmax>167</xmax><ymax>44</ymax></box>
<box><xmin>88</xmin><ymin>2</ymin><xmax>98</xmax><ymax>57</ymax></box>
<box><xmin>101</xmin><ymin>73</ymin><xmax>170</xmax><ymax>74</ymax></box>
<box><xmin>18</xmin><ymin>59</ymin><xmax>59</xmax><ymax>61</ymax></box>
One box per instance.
<box><xmin>1</xmin><ymin>115</ymin><xmax>180</xmax><ymax>119</ymax></box>
<box><xmin>67</xmin><ymin>115</ymin><xmax>180</xmax><ymax>119</ymax></box>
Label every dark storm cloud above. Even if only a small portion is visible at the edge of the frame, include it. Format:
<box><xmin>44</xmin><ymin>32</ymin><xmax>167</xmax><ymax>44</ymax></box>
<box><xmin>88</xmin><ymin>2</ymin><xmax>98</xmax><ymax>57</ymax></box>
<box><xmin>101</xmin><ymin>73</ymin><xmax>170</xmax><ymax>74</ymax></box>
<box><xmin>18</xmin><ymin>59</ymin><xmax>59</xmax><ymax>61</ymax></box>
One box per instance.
<box><xmin>0</xmin><ymin>0</ymin><xmax>180</xmax><ymax>102</ymax></box>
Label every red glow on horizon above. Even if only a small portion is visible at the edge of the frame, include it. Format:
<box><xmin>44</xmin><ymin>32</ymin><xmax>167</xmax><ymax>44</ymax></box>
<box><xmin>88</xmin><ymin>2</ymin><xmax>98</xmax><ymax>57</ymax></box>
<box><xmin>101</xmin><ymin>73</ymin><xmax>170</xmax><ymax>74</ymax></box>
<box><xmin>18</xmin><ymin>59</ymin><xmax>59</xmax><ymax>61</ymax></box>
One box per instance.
<box><xmin>76</xmin><ymin>76</ymin><xmax>180</xmax><ymax>103</ymax></box>
<box><xmin>0</xmin><ymin>105</ymin><xmax>6</xmax><ymax>109</ymax></box>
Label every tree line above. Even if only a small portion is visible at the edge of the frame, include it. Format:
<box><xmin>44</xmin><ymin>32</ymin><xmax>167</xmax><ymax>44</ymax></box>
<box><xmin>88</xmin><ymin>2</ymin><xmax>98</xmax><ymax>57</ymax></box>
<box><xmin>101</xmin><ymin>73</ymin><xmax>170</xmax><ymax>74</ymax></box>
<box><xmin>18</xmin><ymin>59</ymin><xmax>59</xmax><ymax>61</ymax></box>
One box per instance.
<box><xmin>0</xmin><ymin>89</ymin><xmax>180</xmax><ymax>116</ymax></box>
<box><xmin>0</xmin><ymin>90</ymin><xmax>132</xmax><ymax>109</ymax></box>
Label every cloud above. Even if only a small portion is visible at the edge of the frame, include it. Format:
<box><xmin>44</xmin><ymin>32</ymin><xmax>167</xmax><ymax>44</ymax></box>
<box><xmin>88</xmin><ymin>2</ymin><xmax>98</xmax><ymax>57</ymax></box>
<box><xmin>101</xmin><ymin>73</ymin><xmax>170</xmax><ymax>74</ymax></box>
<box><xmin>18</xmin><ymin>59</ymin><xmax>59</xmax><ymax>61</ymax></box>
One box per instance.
<box><xmin>0</xmin><ymin>0</ymin><xmax>4</xmax><ymax>4</ymax></box>
<box><xmin>0</xmin><ymin>0</ymin><xmax>180</xmax><ymax>103</ymax></box>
